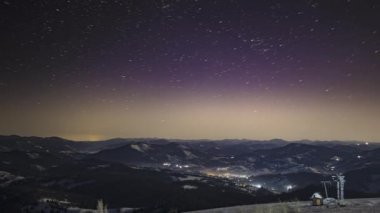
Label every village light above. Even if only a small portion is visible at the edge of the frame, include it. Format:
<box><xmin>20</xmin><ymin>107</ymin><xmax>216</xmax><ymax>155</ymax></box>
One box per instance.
<box><xmin>286</xmin><ymin>185</ymin><xmax>293</xmax><ymax>191</ymax></box>
<box><xmin>253</xmin><ymin>184</ymin><xmax>262</xmax><ymax>188</ymax></box>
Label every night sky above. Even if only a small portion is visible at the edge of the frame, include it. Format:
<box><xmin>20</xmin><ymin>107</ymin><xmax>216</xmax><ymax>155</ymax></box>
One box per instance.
<box><xmin>1</xmin><ymin>0</ymin><xmax>379</xmax><ymax>141</ymax></box>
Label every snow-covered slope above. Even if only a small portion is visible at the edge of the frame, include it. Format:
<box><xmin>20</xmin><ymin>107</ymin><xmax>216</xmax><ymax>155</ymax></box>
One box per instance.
<box><xmin>186</xmin><ymin>198</ymin><xmax>380</xmax><ymax>213</ymax></box>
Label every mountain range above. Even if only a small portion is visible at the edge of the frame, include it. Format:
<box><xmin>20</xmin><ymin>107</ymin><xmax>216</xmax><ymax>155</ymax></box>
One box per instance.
<box><xmin>1</xmin><ymin>135</ymin><xmax>380</xmax><ymax>212</ymax></box>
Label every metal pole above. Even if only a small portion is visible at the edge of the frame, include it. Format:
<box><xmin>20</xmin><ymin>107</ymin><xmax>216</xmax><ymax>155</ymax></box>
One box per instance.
<box><xmin>339</xmin><ymin>176</ymin><xmax>345</xmax><ymax>205</ymax></box>
<box><xmin>337</xmin><ymin>181</ymin><xmax>340</xmax><ymax>200</ymax></box>
<box><xmin>322</xmin><ymin>181</ymin><xmax>329</xmax><ymax>198</ymax></box>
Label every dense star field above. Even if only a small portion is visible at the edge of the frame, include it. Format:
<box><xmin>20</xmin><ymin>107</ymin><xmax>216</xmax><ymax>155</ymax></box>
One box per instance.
<box><xmin>0</xmin><ymin>0</ymin><xmax>379</xmax><ymax>141</ymax></box>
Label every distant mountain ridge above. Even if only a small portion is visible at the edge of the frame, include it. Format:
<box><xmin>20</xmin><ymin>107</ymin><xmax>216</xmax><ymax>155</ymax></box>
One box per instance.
<box><xmin>1</xmin><ymin>135</ymin><xmax>380</xmax><ymax>212</ymax></box>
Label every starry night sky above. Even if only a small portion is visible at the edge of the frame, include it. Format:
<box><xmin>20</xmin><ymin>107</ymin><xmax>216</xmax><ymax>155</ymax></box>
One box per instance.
<box><xmin>0</xmin><ymin>0</ymin><xmax>379</xmax><ymax>141</ymax></box>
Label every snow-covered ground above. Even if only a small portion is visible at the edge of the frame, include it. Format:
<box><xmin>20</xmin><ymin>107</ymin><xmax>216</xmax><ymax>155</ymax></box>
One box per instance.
<box><xmin>177</xmin><ymin>175</ymin><xmax>203</xmax><ymax>181</ymax></box>
<box><xmin>22</xmin><ymin>198</ymin><xmax>137</xmax><ymax>213</ymax></box>
<box><xmin>183</xmin><ymin>185</ymin><xmax>198</xmax><ymax>190</ymax></box>
<box><xmin>0</xmin><ymin>171</ymin><xmax>24</xmax><ymax>187</ymax></box>
<box><xmin>130</xmin><ymin>144</ymin><xmax>151</xmax><ymax>152</ymax></box>
<box><xmin>186</xmin><ymin>198</ymin><xmax>380</xmax><ymax>213</ymax></box>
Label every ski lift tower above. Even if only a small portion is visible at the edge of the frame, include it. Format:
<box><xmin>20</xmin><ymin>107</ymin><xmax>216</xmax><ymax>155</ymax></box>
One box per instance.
<box><xmin>332</xmin><ymin>174</ymin><xmax>346</xmax><ymax>206</ymax></box>
<box><xmin>320</xmin><ymin>174</ymin><xmax>347</xmax><ymax>207</ymax></box>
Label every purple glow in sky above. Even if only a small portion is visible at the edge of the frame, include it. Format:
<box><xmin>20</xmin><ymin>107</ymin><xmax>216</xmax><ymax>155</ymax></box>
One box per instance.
<box><xmin>0</xmin><ymin>0</ymin><xmax>379</xmax><ymax>141</ymax></box>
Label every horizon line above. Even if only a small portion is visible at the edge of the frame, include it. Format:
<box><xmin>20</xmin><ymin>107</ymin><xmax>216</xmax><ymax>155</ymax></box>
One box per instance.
<box><xmin>0</xmin><ymin>134</ymin><xmax>376</xmax><ymax>143</ymax></box>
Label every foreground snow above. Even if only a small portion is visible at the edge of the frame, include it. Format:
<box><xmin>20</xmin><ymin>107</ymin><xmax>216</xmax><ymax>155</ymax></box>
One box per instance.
<box><xmin>186</xmin><ymin>198</ymin><xmax>380</xmax><ymax>213</ymax></box>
